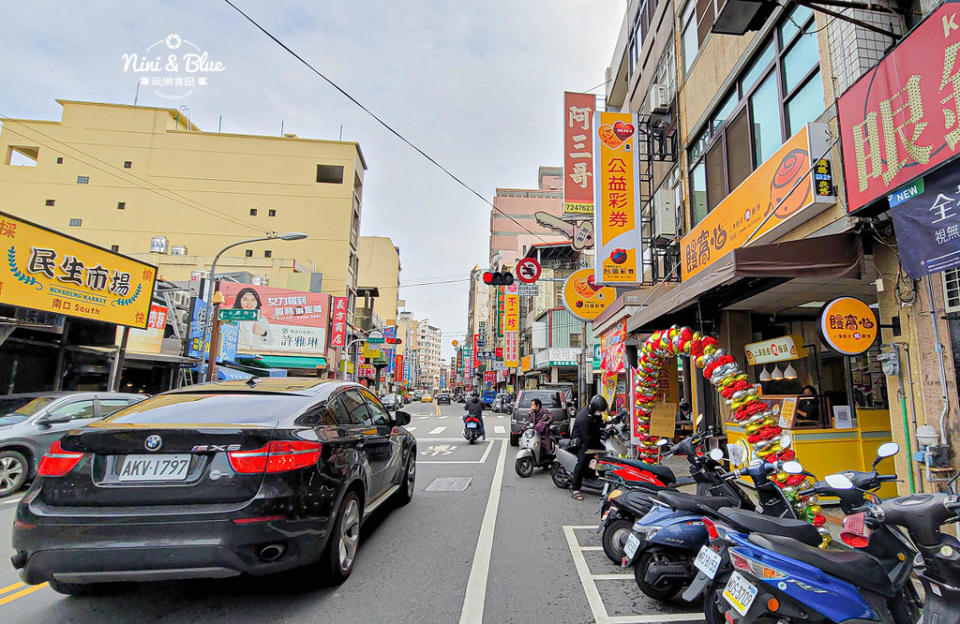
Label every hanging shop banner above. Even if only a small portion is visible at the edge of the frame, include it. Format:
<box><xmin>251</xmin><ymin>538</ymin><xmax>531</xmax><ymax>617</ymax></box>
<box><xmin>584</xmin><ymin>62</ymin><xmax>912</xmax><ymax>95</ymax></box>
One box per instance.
<box><xmin>118</xmin><ymin>304</ymin><xmax>167</xmax><ymax>354</ymax></box>
<box><xmin>358</xmin><ymin>364</ymin><xmax>375</xmax><ymax>378</ymax></box>
<box><xmin>562</xmin><ymin>268</ymin><xmax>616</xmax><ymax>321</ymax></box>
<box><xmin>329</xmin><ymin>296</ymin><xmax>348</xmax><ymax>348</ymax></box>
<box><xmin>504</xmin><ymin>284</ymin><xmax>520</xmax><ymax>367</ymax></box>
<box><xmin>472</xmin><ymin>333</ymin><xmax>480</xmax><ymax>369</ymax></box>
<box><xmin>744</xmin><ymin>335</ymin><xmax>809</xmax><ymax>366</ymax></box>
<box><xmin>395</xmin><ymin>353</ymin><xmax>404</xmax><ymax>383</ymax></box>
<box><xmin>680</xmin><ymin>123</ymin><xmax>835</xmax><ymax>281</ymax></box>
<box><xmin>0</xmin><ymin>211</ymin><xmax>157</xmax><ymax>328</ymax></box>
<box><xmin>593</xmin><ymin>111</ymin><xmax>642</xmax><ymax>285</ymax></box>
<box><xmin>220</xmin><ymin>283</ymin><xmax>329</xmax><ymax>355</ymax></box>
<box><xmin>187</xmin><ymin>298</ymin><xmax>238</xmax><ymax>363</ymax></box>
<box><xmin>818</xmin><ymin>297</ymin><xmax>878</xmax><ymax>356</ymax></box>
<box><xmin>496</xmin><ymin>287</ymin><xmax>505</xmax><ymax>337</ymax></box>
<box><xmin>564</xmin><ymin>92</ymin><xmax>597</xmax><ymax>215</ymax></box>
<box><xmin>837</xmin><ymin>2</ymin><xmax>960</xmax><ymax>214</ymax></box>
<box><xmin>600</xmin><ymin>319</ymin><xmax>627</xmax><ymax>375</ymax></box>
<box><xmin>888</xmin><ymin>163</ymin><xmax>960</xmax><ymax>277</ymax></box>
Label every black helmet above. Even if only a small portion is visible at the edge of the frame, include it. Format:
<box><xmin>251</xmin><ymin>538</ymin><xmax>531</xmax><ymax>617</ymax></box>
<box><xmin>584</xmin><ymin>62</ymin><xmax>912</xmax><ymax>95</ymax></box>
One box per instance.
<box><xmin>679</xmin><ymin>401</ymin><xmax>691</xmax><ymax>411</ymax></box>
<box><xmin>470</xmin><ymin>390</ymin><xmax>478</xmax><ymax>398</ymax></box>
<box><xmin>588</xmin><ymin>395</ymin><xmax>608</xmax><ymax>414</ymax></box>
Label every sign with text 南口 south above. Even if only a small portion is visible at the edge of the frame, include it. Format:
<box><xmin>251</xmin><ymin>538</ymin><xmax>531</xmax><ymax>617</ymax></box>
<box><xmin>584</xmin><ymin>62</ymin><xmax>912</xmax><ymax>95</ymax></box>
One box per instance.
<box><xmin>0</xmin><ymin>211</ymin><xmax>156</xmax><ymax>328</ymax></box>
<box><xmin>837</xmin><ymin>1</ymin><xmax>960</xmax><ymax>214</ymax></box>
<box><xmin>564</xmin><ymin>92</ymin><xmax>596</xmax><ymax>215</ymax></box>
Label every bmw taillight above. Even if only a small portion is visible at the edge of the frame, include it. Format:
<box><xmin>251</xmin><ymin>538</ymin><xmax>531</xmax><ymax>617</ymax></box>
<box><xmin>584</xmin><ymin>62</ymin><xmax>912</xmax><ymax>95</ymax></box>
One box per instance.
<box><xmin>37</xmin><ymin>440</ymin><xmax>84</xmax><ymax>477</ymax></box>
<box><xmin>228</xmin><ymin>441</ymin><xmax>322</xmax><ymax>474</ymax></box>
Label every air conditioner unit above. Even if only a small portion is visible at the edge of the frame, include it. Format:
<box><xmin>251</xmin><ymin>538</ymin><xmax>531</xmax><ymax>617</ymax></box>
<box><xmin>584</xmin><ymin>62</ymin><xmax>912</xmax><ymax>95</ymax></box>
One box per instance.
<box><xmin>170</xmin><ymin>245</ymin><xmax>188</xmax><ymax>256</ymax></box>
<box><xmin>252</xmin><ymin>276</ymin><xmax>269</xmax><ymax>286</ymax></box>
<box><xmin>649</xmin><ymin>84</ymin><xmax>670</xmax><ymax>113</ymax></box>
<box><xmin>653</xmin><ymin>189</ymin><xmax>677</xmax><ymax>242</ymax></box>
<box><xmin>170</xmin><ymin>291</ymin><xmax>191</xmax><ymax>309</ymax></box>
<box><xmin>149</xmin><ymin>236</ymin><xmax>169</xmax><ymax>254</ymax></box>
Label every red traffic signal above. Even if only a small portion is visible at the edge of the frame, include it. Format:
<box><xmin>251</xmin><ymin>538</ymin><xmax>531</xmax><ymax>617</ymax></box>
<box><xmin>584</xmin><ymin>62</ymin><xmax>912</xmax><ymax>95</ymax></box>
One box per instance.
<box><xmin>482</xmin><ymin>271</ymin><xmax>514</xmax><ymax>286</ymax></box>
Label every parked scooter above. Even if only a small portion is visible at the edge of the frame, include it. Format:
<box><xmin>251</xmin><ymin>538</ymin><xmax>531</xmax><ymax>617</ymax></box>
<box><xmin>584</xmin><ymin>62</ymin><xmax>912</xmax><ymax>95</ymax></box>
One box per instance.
<box><xmin>694</xmin><ymin>442</ymin><xmax>924</xmax><ymax>624</ymax></box>
<box><xmin>463</xmin><ymin>416</ymin><xmax>482</xmax><ymax>444</ymax></box>
<box><xmin>515</xmin><ymin>422</ymin><xmax>559</xmax><ymax>477</ymax></box>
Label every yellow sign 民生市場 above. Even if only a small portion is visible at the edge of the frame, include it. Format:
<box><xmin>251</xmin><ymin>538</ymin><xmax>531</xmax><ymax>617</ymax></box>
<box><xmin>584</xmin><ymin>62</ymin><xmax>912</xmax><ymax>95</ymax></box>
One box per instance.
<box><xmin>0</xmin><ymin>212</ymin><xmax>157</xmax><ymax>328</ymax></box>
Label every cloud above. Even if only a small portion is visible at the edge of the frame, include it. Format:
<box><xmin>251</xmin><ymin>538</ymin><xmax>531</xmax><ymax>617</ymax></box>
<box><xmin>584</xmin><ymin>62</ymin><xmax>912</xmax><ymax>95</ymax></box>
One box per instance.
<box><xmin>0</xmin><ymin>0</ymin><xmax>624</xmax><ymax>362</ymax></box>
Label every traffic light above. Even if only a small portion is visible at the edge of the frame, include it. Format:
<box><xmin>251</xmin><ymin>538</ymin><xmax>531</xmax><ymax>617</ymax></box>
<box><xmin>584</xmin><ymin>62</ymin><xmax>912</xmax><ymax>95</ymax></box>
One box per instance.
<box><xmin>482</xmin><ymin>271</ymin><xmax>514</xmax><ymax>286</ymax></box>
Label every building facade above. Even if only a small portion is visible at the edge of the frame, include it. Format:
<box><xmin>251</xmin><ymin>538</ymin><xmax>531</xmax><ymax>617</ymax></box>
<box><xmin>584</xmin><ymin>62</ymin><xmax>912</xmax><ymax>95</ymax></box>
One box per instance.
<box><xmin>358</xmin><ymin>236</ymin><xmax>400</xmax><ymax>324</ymax></box>
<box><xmin>417</xmin><ymin>321</ymin><xmax>442</xmax><ymax>388</ymax></box>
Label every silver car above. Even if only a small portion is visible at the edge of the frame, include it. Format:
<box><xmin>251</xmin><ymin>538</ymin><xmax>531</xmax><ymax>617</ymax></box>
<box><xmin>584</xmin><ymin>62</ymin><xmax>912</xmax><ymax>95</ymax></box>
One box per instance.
<box><xmin>0</xmin><ymin>392</ymin><xmax>145</xmax><ymax>497</ymax></box>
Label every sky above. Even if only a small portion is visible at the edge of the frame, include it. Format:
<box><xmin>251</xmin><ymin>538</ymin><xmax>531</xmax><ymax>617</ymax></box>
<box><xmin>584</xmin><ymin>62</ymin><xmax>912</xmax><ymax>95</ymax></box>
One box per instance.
<box><xmin>0</xmin><ymin>0</ymin><xmax>624</xmax><ymax>362</ymax></box>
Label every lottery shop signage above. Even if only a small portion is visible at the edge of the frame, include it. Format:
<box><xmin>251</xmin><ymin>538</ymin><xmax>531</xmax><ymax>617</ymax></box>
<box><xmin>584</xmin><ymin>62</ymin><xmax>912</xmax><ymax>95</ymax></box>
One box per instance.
<box><xmin>680</xmin><ymin>123</ymin><xmax>835</xmax><ymax>281</ymax></box>
<box><xmin>0</xmin><ymin>211</ymin><xmax>156</xmax><ymax>328</ymax></box>
<box><xmin>838</xmin><ymin>2</ymin><xmax>960</xmax><ymax>214</ymax></box>
<box><xmin>818</xmin><ymin>297</ymin><xmax>878</xmax><ymax>356</ymax></box>
<box><xmin>562</xmin><ymin>268</ymin><xmax>616</xmax><ymax>321</ymax></box>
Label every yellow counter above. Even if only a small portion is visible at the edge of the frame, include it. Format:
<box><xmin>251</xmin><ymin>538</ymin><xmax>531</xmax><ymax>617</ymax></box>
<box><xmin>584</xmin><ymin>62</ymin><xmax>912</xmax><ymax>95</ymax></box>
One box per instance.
<box><xmin>727</xmin><ymin>408</ymin><xmax>897</xmax><ymax>499</ymax></box>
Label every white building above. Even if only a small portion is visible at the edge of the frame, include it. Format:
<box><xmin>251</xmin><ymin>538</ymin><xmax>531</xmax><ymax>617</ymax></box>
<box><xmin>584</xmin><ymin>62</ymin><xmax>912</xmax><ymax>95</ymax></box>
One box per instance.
<box><xmin>417</xmin><ymin>321</ymin><xmax>443</xmax><ymax>388</ymax></box>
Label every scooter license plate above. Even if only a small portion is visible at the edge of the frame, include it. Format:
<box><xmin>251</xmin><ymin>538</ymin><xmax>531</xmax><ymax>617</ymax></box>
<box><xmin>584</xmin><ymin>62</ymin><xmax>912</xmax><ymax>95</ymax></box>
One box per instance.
<box><xmin>467</xmin><ymin>422</ymin><xmax>478</xmax><ymax>428</ymax></box>
<box><xmin>623</xmin><ymin>533</ymin><xmax>642</xmax><ymax>560</ymax></box>
<box><xmin>693</xmin><ymin>545</ymin><xmax>721</xmax><ymax>579</ymax></box>
<box><xmin>723</xmin><ymin>571</ymin><xmax>758</xmax><ymax>616</ymax></box>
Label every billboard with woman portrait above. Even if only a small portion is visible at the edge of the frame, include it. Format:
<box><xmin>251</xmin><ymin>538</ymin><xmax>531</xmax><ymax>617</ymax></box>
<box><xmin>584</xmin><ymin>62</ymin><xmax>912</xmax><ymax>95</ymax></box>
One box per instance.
<box><xmin>219</xmin><ymin>283</ymin><xmax>330</xmax><ymax>356</ymax></box>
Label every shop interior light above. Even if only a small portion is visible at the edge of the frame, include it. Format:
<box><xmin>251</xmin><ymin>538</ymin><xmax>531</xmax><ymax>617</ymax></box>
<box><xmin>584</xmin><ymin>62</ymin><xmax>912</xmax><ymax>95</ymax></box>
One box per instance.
<box><xmin>771</xmin><ymin>365</ymin><xmax>784</xmax><ymax>380</ymax></box>
<box><xmin>783</xmin><ymin>363</ymin><xmax>798</xmax><ymax>380</ymax></box>
<box><xmin>759</xmin><ymin>366</ymin><xmax>771</xmax><ymax>382</ymax></box>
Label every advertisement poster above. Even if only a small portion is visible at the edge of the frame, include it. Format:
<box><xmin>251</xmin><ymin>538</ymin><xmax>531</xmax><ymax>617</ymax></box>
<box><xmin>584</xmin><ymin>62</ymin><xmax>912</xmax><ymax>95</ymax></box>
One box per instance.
<box><xmin>837</xmin><ymin>3</ymin><xmax>960</xmax><ymax>213</ymax></box>
<box><xmin>889</xmin><ymin>164</ymin><xmax>960</xmax><ymax>277</ymax></box>
<box><xmin>562</xmin><ymin>268</ymin><xmax>616</xmax><ymax>321</ymax></box>
<box><xmin>600</xmin><ymin>319</ymin><xmax>626</xmax><ymax>374</ymax></box>
<box><xmin>564</xmin><ymin>92</ymin><xmax>596</xmax><ymax>215</ymax></box>
<box><xmin>119</xmin><ymin>304</ymin><xmax>167</xmax><ymax>354</ymax></box>
<box><xmin>680</xmin><ymin>123</ymin><xmax>835</xmax><ymax>280</ymax></box>
<box><xmin>187</xmin><ymin>298</ymin><xmax>238</xmax><ymax>363</ymax></box>
<box><xmin>220</xmin><ymin>283</ymin><xmax>329</xmax><ymax>355</ymax></box>
<box><xmin>0</xmin><ymin>211</ymin><xmax>157</xmax><ymax>328</ymax></box>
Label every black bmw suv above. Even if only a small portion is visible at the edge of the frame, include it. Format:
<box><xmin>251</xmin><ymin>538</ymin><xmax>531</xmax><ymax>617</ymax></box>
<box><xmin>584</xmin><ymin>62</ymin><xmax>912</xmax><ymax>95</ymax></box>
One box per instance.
<box><xmin>11</xmin><ymin>378</ymin><xmax>417</xmax><ymax>594</ymax></box>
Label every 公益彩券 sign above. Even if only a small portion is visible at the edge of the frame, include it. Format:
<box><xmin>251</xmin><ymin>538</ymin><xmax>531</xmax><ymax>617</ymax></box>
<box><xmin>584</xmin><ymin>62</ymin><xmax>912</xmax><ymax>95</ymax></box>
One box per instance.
<box><xmin>0</xmin><ymin>211</ymin><xmax>156</xmax><ymax>328</ymax></box>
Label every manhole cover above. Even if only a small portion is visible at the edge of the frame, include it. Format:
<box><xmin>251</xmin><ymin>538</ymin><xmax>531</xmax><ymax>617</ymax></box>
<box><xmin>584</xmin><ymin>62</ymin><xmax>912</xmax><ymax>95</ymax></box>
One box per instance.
<box><xmin>424</xmin><ymin>477</ymin><xmax>472</xmax><ymax>492</ymax></box>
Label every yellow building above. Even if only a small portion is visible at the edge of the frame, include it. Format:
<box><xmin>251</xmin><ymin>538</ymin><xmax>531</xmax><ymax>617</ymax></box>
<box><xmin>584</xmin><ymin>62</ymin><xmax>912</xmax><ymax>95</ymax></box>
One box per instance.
<box><xmin>358</xmin><ymin>236</ymin><xmax>400</xmax><ymax>323</ymax></box>
<box><xmin>0</xmin><ymin>100</ymin><xmax>366</xmax><ymax>300</ymax></box>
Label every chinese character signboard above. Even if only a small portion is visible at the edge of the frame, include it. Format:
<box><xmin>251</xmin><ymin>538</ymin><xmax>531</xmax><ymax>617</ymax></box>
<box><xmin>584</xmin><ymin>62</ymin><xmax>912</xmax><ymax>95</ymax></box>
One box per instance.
<box><xmin>562</xmin><ymin>268</ymin><xmax>616</xmax><ymax>321</ymax></box>
<box><xmin>0</xmin><ymin>211</ymin><xmax>157</xmax><ymax>328</ymax></box>
<box><xmin>503</xmin><ymin>283</ymin><xmax>520</xmax><ymax>367</ymax></box>
<box><xmin>593</xmin><ymin>111</ymin><xmax>642</xmax><ymax>285</ymax></box>
<box><xmin>220</xmin><ymin>283</ymin><xmax>329</xmax><ymax>355</ymax></box>
<box><xmin>888</xmin><ymin>164</ymin><xmax>960</xmax><ymax>276</ymax></box>
<box><xmin>188</xmin><ymin>298</ymin><xmax>238</xmax><ymax>363</ymax></box>
<box><xmin>396</xmin><ymin>353</ymin><xmax>404</xmax><ymax>382</ymax></box>
<box><xmin>329</xmin><ymin>296</ymin><xmax>348</xmax><ymax>347</ymax></box>
<box><xmin>564</xmin><ymin>92</ymin><xmax>596</xmax><ymax>215</ymax></box>
<box><xmin>744</xmin><ymin>334</ymin><xmax>809</xmax><ymax>365</ymax></box>
<box><xmin>680</xmin><ymin>123</ymin><xmax>835</xmax><ymax>280</ymax></box>
<box><xmin>838</xmin><ymin>3</ymin><xmax>960</xmax><ymax>214</ymax></box>
<box><xmin>818</xmin><ymin>297</ymin><xmax>878</xmax><ymax>356</ymax></box>
<box><xmin>119</xmin><ymin>304</ymin><xmax>167</xmax><ymax>354</ymax></box>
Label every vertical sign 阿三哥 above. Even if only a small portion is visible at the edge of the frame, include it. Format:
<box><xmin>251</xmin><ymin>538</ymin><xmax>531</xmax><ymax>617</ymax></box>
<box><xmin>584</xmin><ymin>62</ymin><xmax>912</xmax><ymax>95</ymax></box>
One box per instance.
<box><xmin>593</xmin><ymin>111</ymin><xmax>641</xmax><ymax>285</ymax></box>
<box><xmin>564</xmin><ymin>92</ymin><xmax>596</xmax><ymax>215</ymax></box>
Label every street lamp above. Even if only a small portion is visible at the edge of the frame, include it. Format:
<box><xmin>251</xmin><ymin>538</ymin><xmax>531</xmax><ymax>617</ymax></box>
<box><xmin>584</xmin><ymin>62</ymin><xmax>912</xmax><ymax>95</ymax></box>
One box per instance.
<box><xmin>203</xmin><ymin>231</ymin><xmax>307</xmax><ymax>381</ymax></box>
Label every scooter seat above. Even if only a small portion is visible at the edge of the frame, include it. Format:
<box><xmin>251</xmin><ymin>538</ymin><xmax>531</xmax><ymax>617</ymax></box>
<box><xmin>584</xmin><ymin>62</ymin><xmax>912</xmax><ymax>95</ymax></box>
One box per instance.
<box><xmin>749</xmin><ymin>533</ymin><xmax>896</xmax><ymax>597</ymax></box>
<box><xmin>716</xmin><ymin>507</ymin><xmax>822</xmax><ymax>547</ymax></box>
<box><xmin>617</xmin><ymin>490</ymin><xmax>656</xmax><ymax>516</ymax></box>
<box><xmin>612</xmin><ymin>457</ymin><xmax>676</xmax><ymax>484</ymax></box>
<box><xmin>656</xmin><ymin>491</ymin><xmax>738</xmax><ymax>513</ymax></box>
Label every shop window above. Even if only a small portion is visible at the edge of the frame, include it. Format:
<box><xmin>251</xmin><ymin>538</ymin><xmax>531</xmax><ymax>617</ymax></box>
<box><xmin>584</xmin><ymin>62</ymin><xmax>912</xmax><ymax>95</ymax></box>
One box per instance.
<box><xmin>45</xmin><ymin>199</ymin><xmax>55</xmax><ymax>206</ymax></box>
<box><xmin>850</xmin><ymin>344</ymin><xmax>889</xmax><ymax>410</ymax></box>
<box><xmin>316</xmin><ymin>164</ymin><xmax>344</xmax><ymax>184</ymax></box>
<box><xmin>77</xmin><ymin>176</ymin><xmax>89</xmax><ymax>184</ymax></box>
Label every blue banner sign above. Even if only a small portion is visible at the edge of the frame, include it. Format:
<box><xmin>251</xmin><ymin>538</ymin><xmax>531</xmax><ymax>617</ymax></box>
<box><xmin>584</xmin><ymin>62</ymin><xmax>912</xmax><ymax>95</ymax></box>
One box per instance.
<box><xmin>890</xmin><ymin>164</ymin><xmax>960</xmax><ymax>278</ymax></box>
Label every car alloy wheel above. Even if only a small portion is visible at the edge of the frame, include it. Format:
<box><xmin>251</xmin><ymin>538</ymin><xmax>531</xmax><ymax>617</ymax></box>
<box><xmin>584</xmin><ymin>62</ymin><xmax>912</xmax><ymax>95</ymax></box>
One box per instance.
<box><xmin>338</xmin><ymin>497</ymin><xmax>361</xmax><ymax>572</ymax></box>
<box><xmin>0</xmin><ymin>452</ymin><xmax>27</xmax><ymax>497</ymax></box>
<box><xmin>406</xmin><ymin>455</ymin><xmax>416</xmax><ymax>497</ymax></box>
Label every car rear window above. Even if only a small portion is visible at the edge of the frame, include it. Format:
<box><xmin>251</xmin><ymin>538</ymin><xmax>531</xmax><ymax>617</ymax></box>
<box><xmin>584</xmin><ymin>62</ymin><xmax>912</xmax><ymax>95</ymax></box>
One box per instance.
<box><xmin>518</xmin><ymin>391</ymin><xmax>561</xmax><ymax>409</ymax></box>
<box><xmin>99</xmin><ymin>393</ymin><xmax>306</xmax><ymax>426</ymax></box>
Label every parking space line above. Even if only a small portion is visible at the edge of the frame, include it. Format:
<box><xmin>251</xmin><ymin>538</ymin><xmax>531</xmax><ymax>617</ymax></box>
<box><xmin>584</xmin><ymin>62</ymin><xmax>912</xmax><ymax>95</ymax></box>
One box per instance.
<box><xmin>428</xmin><ymin>426</ymin><xmax>446</xmax><ymax>435</ymax></box>
<box><xmin>563</xmin><ymin>525</ymin><xmax>703</xmax><ymax>624</ymax></box>
<box><xmin>0</xmin><ymin>582</ymin><xmax>48</xmax><ymax>607</ymax></box>
<box><xmin>493</xmin><ymin>425</ymin><xmax>505</xmax><ymax>434</ymax></box>
<box><xmin>458</xmin><ymin>439</ymin><xmax>507</xmax><ymax>624</ymax></box>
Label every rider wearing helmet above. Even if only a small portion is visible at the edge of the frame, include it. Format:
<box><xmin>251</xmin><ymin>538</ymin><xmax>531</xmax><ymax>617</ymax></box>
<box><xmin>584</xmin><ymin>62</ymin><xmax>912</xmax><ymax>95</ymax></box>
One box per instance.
<box><xmin>570</xmin><ymin>394</ymin><xmax>608</xmax><ymax>501</ymax></box>
<box><xmin>464</xmin><ymin>390</ymin><xmax>485</xmax><ymax>440</ymax></box>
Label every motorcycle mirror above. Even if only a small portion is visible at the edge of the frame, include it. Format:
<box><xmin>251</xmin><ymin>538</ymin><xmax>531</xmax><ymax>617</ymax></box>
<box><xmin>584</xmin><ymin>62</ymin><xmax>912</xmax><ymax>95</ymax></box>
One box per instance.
<box><xmin>748</xmin><ymin>459</ymin><xmax>763</xmax><ymax>470</ymax></box>
<box><xmin>873</xmin><ymin>441</ymin><xmax>900</xmax><ymax>468</ymax></box>
<box><xmin>708</xmin><ymin>448</ymin><xmax>724</xmax><ymax>461</ymax></box>
<box><xmin>782</xmin><ymin>460</ymin><xmax>804</xmax><ymax>475</ymax></box>
<box><xmin>824</xmin><ymin>473</ymin><xmax>855</xmax><ymax>490</ymax></box>
<box><xmin>726</xmin><ymin>443</ymin><xmax>747</xmax><ymax>467</ymax></box>
<box><xmin>779</xmin><ymin>433</ymin><xmax>793</xmax><ymax>449</ymax></box>
<box><xmin>656</xmin><ymin>438</ymin><xmax>670</xmax><ymax>447</ymax></box>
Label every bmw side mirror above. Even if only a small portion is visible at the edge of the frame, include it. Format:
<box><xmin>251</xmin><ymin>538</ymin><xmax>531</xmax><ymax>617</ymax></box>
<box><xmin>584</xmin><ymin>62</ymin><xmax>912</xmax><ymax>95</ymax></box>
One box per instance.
<box><xmin>394</xmin><ymin>411</ymin><xmax>411</xmax><ymax>427</ymax></box>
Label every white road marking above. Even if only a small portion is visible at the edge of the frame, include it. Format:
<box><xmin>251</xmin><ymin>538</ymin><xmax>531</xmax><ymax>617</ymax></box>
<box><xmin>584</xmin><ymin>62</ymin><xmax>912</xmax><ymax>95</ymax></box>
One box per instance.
<box><xmin>458</xmin><ymin>439</ymin><xmax>507</xmax><ymax>624</ymax></box>
<box><xmin>493</xmin><ymin>425</ymin><xmax>505</xmax><ymax>434</ymax></box>
<box><xmin>0</xmin><ymin>495</ymin><xmax>24</xmax><ymax>507</ymax></box>
<box><xmin>417</xmin><ymin>417</ymin><xmax>432</xmax><ymax>420</ymax></box>
<box><xmin>405</xmin><ymin>426</ymin><xmax>417</xmax><ymax>432</ymax></box>
<box><xmin>420</xmin><ymin>439</ymin><xmax>498</xmax><ymax>464</ymax></box>
<box><xmin>563</xmin><ymin>525</ymin><xmax>704</xmax><ymax>624</ymax></box>
<box><xmin>428</xmin><ymin>426</ymin><xmax>446</xmax><ymax>435</ymax></box>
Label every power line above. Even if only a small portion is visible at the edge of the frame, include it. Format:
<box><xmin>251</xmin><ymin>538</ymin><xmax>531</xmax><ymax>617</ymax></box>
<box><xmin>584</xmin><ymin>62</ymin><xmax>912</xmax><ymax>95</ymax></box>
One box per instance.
<box><xmin>0</xmin><ymin>117</ymin><xmax>264</xmax><ymax>233</ymax></box>
<box><xmin>221</xmin><ymin>0</ymin><xmax>548</xmax><ymax>243</ymax></box>
<box><xmin>399</xmin><ymin>278</ymin><xmax>470</xmax><ymax>288</ymax></box>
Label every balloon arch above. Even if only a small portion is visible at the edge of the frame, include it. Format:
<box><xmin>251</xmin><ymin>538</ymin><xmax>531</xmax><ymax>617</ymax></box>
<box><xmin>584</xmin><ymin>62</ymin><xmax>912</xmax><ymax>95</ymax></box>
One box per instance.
<box><xmin>632</xmin><ymin>326</ymin><xmax>826</xmax><ymax>530</ymax></box>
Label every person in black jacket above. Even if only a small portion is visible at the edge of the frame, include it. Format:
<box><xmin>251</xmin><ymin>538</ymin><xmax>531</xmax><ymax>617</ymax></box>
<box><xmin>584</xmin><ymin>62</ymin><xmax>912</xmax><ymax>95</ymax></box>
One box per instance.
<box><xmin>464</xmin><ymin>391</ymin><xmax>485</xmax><ymax>440</ymax></box>
<box><xmin>570</xmin><ymin>394</ymin><xmax>607</xmax><ymax>500</ymax></box>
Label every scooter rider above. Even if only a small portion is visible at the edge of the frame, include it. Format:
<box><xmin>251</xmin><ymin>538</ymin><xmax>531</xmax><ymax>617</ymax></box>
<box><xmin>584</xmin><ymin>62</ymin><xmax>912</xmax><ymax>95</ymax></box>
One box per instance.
<box><xmin>529</xmin><ymin>398</ymin><xmax>554</xmax><ymax>456</ymax></box>
<box><xmin>464</xmin><ymin>390</ymin><xmax>486</xmax><ymax>440</ymax></box>
<box><xmin>570</xmin><ymin>394</ymin><xmax>607</xmax><ymax>501</ymax></box>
